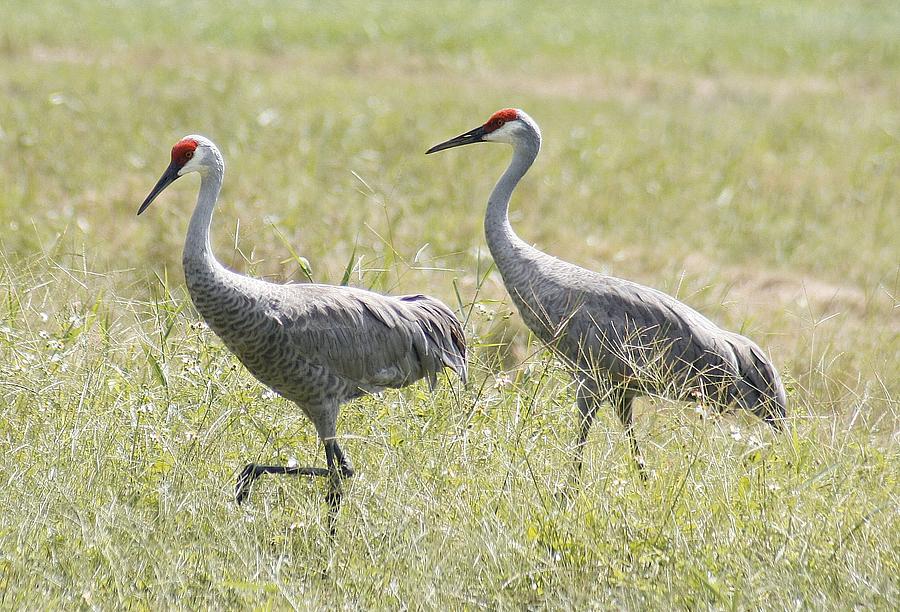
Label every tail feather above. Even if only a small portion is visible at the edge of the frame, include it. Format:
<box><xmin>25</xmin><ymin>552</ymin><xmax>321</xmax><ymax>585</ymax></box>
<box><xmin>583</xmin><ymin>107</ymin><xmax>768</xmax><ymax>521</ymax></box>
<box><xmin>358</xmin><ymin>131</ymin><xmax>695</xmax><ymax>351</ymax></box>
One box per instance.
<box><xmin>399</xmin><ymin>295</ymin><xmax>468</xmax><ymax>385</ymax></box>
<box><xmin>725</xmin><ymin>333</ymin><xmax>787</xmax><ymax>428</ymax></box>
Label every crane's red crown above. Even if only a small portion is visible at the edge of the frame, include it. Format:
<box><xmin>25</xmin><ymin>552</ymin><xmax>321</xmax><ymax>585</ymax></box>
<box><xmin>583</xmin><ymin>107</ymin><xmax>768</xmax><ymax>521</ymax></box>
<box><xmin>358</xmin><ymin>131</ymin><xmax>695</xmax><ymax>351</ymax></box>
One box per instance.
<box><xmin>483</xmin><ymin>108</ymin><xmax>519</xmax><ymax>133</ymax></box>
<box><xmin>171</xmin><ymin>138</ymin><xmax>198</xmax><ymax>167</ymax></box>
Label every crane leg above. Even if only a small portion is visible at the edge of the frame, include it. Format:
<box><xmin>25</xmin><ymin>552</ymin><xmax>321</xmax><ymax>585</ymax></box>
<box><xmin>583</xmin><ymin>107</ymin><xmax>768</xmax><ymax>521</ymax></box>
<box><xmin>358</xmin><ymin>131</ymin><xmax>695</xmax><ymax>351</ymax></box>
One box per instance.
<box><xmin>572</xmin><ymin>381</ymin><xmax>602</xmax><ymax>481</ymax></box>
<box><xmin>312</xmin><ymin>404</ymin><xmax>354</xmax><ymax>535</ymax></box>
<box><xmin>612</xmin><ymin>392</ymin><xmax>647</xmax><ymax>481</ymax></box>
<box><xmin>331</xmin><ymin>441</ymin><xmax>355</xmax><ymax>478</ymax></box>
<box><xmin>235</xmin><ymin>402</ymin><xmax>355</xmax><ymax>506</ymax></box>
<box><xmin>235</xmin><ymin>462</ymin><xmax>330</xmax><ymax>504</ymax></box>
<box><xmin>234</xmin><ymin>441</ymin><xmax>353</xmax><ymax>534</ymax></box>
<box><xmin>323</xmin><ymin>439</ymin><xmax>348</xmax><ymax>537</ymax></box>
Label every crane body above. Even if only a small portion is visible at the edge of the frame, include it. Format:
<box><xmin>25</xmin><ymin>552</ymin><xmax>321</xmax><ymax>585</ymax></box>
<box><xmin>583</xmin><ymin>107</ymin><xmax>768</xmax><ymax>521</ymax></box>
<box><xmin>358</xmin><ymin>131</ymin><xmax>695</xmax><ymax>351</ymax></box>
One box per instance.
<box><xmin>428</xmin><ymin>109</ymin><xmax>786</xmax><ymax>476</ymax></box>
<box><xmin>139</xmin><ymin>136</ymin><xmax>466</xmax><ymax>520</ymax></box>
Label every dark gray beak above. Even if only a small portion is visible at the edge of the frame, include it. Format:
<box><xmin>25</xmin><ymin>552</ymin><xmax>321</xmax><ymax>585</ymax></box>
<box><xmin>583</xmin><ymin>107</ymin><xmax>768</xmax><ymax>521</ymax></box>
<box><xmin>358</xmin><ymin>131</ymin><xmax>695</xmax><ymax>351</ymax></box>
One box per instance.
<box><xmin>426</xmin><ymin>125</ymin><xmax>487</xmax><ymax>154</ymax></box>
<box><xmin>138</xmin><ymin>161</ymin><xmax>181</xmax><ymax>215</ymax></box>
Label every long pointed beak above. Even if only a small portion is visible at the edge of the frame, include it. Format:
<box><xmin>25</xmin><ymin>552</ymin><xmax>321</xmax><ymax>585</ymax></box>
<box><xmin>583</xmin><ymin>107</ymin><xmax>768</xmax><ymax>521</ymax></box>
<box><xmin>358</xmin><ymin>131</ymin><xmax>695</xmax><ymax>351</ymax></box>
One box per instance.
<box><xmin>137</xmin><ymin>161</ymin><xmax>182</xmax><ymax>215</ymax></box>
<box><xmin>426</xmin><ymin>125</ymin><xmax>487</xmax><ymax>154</ymax></box>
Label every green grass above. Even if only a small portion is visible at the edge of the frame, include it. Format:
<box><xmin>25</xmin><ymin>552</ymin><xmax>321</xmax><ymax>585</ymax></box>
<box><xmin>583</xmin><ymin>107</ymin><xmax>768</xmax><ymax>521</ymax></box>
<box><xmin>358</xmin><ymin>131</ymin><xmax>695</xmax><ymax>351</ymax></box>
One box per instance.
<box><xmin>1</xmin><ymin>0</ymin><xmax>898</xmax><ymax>608</ymax></box>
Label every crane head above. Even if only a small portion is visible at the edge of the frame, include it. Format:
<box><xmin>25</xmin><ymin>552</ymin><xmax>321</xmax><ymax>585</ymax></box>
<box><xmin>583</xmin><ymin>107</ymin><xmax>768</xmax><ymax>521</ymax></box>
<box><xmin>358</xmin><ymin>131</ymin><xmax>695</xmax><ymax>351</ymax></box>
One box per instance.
<box><xmin>138</xmin><ymin>136</ymin><xmax>210</xmax><ymax>215</ymax></box>
<box><xmin>426</xmin><ymin>108</ymin><xmax>534</xmax><ymax>154</ymax></box>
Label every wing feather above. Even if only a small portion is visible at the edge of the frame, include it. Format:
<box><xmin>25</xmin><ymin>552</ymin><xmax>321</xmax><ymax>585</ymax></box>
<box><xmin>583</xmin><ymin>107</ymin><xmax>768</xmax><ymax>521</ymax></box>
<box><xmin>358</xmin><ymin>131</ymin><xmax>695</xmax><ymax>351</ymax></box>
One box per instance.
<box><xmin>544</xmin><ymin>276</ymin><xmax>741</xmax><ymax>393</ymax></box>
<box><xmin>275</xmin><ymin>284</ymin><xmax>466</xmax><ymax>391</ymax></box>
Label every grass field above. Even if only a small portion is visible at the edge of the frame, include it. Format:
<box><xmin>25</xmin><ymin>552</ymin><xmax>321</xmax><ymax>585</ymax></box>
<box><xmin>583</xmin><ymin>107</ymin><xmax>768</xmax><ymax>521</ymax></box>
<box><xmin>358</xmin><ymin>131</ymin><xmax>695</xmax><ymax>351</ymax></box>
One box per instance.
<box><xmin>1</xmin><ymin>0</ymin><xmax>898</xmax><ymax>608</ymax></box>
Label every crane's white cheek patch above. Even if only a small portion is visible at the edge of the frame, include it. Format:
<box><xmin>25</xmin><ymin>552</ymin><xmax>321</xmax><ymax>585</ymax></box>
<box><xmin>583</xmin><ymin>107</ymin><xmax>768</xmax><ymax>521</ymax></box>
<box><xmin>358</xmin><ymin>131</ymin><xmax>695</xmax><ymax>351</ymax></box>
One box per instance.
<box><xmin>485</xmin><ymin>123</ymin><xmax>518</xmax><ymax>144</ymax></box>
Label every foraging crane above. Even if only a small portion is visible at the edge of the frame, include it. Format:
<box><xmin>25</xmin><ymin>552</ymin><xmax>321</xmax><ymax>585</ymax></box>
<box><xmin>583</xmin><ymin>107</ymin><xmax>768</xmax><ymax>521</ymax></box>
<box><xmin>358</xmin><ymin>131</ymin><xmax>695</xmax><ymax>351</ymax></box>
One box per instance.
<box><xmin>138</xmin><ymin>135</ymin><xmax>467</xmax><ymax>519</ymax></box>
<box><xmin>427</xmin><ymin>109</ymin><xmax>786</xmax><ymax>478</ymax></box>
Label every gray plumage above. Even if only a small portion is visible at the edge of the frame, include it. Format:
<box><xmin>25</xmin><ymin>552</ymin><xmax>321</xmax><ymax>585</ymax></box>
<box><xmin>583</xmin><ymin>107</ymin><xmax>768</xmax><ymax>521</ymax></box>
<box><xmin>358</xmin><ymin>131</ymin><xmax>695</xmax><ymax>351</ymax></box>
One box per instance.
<box><xmin>428</xmin><ymin>109</ymin><xmax>786</xmax><ymax>477</ymax></box>
<box><xmin>139</xmin><ymin>135</ymin><xmax>466</xmax><ymax>514</ymax></box>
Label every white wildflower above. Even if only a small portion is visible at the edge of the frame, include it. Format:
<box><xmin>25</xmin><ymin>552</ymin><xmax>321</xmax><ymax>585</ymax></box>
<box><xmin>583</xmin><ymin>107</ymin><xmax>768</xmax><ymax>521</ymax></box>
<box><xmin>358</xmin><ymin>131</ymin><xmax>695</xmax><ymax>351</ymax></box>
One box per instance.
<box><xmin>493</xmin><ymin>374</ymin><xmax>512</xmax><ymax>390</ymax></box>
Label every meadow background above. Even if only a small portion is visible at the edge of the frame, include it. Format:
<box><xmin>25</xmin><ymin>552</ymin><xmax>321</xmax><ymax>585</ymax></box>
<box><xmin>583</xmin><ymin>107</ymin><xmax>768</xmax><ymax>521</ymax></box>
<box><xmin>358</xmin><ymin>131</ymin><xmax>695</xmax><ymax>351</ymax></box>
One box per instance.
<box><xmin>0</xmin><ymin>0</ymin><xmax>897</xmax><ymax>608</ymax></box>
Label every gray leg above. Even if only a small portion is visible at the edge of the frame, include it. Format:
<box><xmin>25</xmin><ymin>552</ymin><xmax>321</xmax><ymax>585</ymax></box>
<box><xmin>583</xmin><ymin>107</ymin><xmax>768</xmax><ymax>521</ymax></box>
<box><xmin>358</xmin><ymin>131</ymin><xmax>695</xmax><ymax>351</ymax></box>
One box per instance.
<box><xmin>612</xmin><ymin>391</ymin><xmax>647</xmax><ymax>480</ymax></box>
<box><xmin>323</xmin><ymin>439</ymin><xmax>346</xmax><ymax>537</ymax></box>
<box><xmin>235</xmin><ymin>401</ymin><xmax>355</xmax><ymax>509</ymax></box>
<box><xmin>332</xmin><ymin>441</ymin><xmax>355</xmax><ymax>478</ymax></box>
<box><xmin>311</xmin><ymin>404</ymin><xmax>352</xmax><ymax>534</ymax></box>
<box><xmin>572</xmin><ymin>380</ymin><xmax>603</xmax><ymax>480</ymax></box>
<box><xmin>235</xmin><ymin>463</ymin><xmax>330</xmax><ymax>504</ymax></box>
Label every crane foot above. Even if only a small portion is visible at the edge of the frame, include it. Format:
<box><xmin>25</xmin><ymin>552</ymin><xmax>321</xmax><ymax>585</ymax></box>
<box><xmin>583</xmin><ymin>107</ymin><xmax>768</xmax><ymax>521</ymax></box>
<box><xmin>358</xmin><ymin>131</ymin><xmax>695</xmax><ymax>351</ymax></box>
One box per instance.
<box><xmin>235</xmin><ymin>463</ymin><xmax>259</xmax><ymax>504</ymax></box>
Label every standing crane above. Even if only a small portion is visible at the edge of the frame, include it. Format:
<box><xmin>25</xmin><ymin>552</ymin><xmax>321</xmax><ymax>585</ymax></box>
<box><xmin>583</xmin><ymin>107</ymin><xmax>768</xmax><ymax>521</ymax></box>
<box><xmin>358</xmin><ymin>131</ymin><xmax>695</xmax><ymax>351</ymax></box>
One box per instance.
<box><xmin>427</xmin><ymin>109</ymin><xmax>786</xmax><ymax>478</ymax></box>
<box><xmin>138</xmin><ymin>135</ymin><xmax>467</xmax><ymax>522</ymax></box>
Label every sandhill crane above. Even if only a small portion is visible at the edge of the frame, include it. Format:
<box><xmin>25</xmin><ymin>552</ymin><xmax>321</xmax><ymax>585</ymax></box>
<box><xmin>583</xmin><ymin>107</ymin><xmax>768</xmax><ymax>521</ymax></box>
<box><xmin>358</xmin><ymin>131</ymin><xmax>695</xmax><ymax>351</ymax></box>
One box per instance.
<box><xmin>428</xmin><ymin>108</ymin><xmax>786</xmax><ymax>479</ymax></box>
<box><xmin>138</xmin><ymin>135</ymin><xmax>467</xmax><ymax>522</ymax></box>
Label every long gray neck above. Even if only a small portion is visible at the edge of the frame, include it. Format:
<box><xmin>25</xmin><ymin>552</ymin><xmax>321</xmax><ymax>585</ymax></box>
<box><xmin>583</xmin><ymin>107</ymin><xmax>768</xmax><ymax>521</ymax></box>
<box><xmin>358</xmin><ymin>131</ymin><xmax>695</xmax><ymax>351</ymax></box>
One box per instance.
<box><xmin>183</xmin><ymin>164</ymin><xmax>225</xmax><ymax>271</ymax></box>
<box><xmin>484</xmin><ymin>136</ymin><xmax>540</xmax><ymax>270</ymax></box>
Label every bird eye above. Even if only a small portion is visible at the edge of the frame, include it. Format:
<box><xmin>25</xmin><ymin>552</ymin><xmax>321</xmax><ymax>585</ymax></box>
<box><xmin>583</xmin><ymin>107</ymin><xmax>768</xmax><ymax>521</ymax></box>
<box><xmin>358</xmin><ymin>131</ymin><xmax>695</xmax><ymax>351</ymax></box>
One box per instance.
<box><xmin>185</xmin><ymin>151</ymin><xmax>194</xmax><ymax>160</ymax></box>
